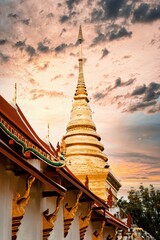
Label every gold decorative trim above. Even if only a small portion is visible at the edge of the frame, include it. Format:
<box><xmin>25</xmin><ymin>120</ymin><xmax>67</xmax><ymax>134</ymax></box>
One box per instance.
<box><xmin>55</xmin><ymin>136</ymin><xmax>66</xmax><ymax>162</ymax></box>
<box><xmin>43</xmin><ymin>196</ymin><xmax>64</xmax><ymax>240</ymax></box>
<box><xmin>0</xmin><ymin>118</ymin><xmax>65</xmax><ymax>167</ymax></box>
<box><xmin>92</xmin><ymin>221</ymin><xmax>105</xmax><ymax>240</ymax></box>
<box><xmin>64</xmin><ymin>190</ymin><xmax>82</xmax><ymax>237</ymax></box>
<box><xmin>79</xmin><ymin>202</ymin><xmax>94</xmax><ymax>240</ymax></box>
<box><xmin>12</xmin><ymin>176</ymin><xmax>35</xmax><ymax>240</ymax></box>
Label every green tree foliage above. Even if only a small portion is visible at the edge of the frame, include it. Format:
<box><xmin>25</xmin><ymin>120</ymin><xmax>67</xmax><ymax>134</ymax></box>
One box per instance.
<box><xmin>117</xmin><ymin>185</ymin><xmax>160</xmax><ymax>240</ymax></box>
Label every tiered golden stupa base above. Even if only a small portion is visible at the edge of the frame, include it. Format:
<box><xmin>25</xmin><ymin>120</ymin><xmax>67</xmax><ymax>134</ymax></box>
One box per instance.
<box><xmin>67</xmin><ymin>157</ymin><xmax>109</xmax><ymax>201</ymax></box>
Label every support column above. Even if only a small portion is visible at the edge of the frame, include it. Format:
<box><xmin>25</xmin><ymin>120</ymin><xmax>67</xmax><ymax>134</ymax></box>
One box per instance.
<box><xmin>64</xmin><ymin>190</ymin><xmax>82</xmax><ymax>237</ymax></box>
<box><xmin>92</xmin><ymin>221</ymin><xmax>105</xmax><ymax>240</ymax></box>
<box><xmin>43</xmin><ymin>196</ymin><xmax>64</xmax><ymax>240</ymax></box>
<box><xmin>12</xmin><ymin>176</ymin><xmax>35</xmax><ymax>240</ymax></box>
<box><xmin>0</xmin><ymin>163</ymin><xmax>14</xmax><ymax>240</ymax></box>
<box><xmin>79</xmin><ymin>202</ymin><xmax>94</xmax><ymax>240</ymax></box>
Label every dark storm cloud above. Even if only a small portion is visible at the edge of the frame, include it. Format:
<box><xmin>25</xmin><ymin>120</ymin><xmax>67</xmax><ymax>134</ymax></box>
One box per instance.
<box><xmin>37</xmin><ymin>42</ymin><xmax>49</xmax><ymax>53</ymax></box>
<box><xmin>91</xmin><ymin>25</ymin><xmax>132</xmax><ymax>46</ymax></box>
<box><xmin>101</xmin><ymin>48</ymin><xmax>109</xmax><ymax>59</ymax></box>
<box><xmin>14</xmin><ymin>40</ymin><xmax>26</xmax><ymax>48</ymax></box>
<box><xmin>0</xmin><ymin>39</ymin><xmax>7</xmax><ymax>45</ymax></box>
<box><xmin>93</xmin><ymin>77</ymin><xmax>136</xmax><ymax>101</ymax></box>
<box><xmin>25</xmin><ymin>45</ymin><xmax>36</xmax><ymax>57</ymax></box>
<box><xmin>114</xmin><ymin>77</ymin><xmax>136</xmax><ymax>88</ymax></box>
<box><xmin>59</xmin><ymin>0</ymin><xmax>78</xmax><ymax>24</ymax></box>
<box><xmin>115</xmin><ymin>77</ymin><xmax>121</xmax><ymax>87</ymax></box>
<box><xmin>133</xmin><ymin>3</ymin><xmax>160</xmax><ymax>22</ymax></box>
<box><xmin>55</xmin><ymin>43</ymin><xmax>68</xmax><ymax>53</ymax></box>
<box><xmin>125</xmin><ymin>101</ymin><xmax>157</xmax><ymax>113</ymax></box>
<box><xmin>0</xmin><ymin>52</ymin><xmax>10</xmax><ymax>64</ymax></box>
<box><xmin>144</xmin><ymin>89</ymin><xmax>160</xmax><ymax>102</ymax></box>
<box><xmin>8</xmin><ymin>13</ymin><xmax>18</xmax><ymax>18</ymax></box>
<box><xmin>143</xmin><ymin>82</ymin><xmax>160</xmax><ymax>102</ymax></box>
<box><xmin>90</xmin><ymin>0</ymin><xmax>129</xmax><ymax>22</ymax></box>
<box><xmin>93</xmin><ymin>91</ymin><xmax>107</xmax><ymax>101</ymax></box>
<box><xmin>119</xmin><ymin>3</ymin><xmax>132</xmax><ymax>19</ymax></box>
<box><xmin>131</xmin><ymin>82</ymin><xmax>160</xmax><ymax>101</ymax></box>
<box><xmin>98</xmin><ymin>0</ymin><xmax>125</xmax><ymax>19</ymax></box>
<box><xmin>21</xmin><ymin>19</ymin><xmax>30</xmax><ymax>25</ymax></box>
<box><xmin>91</xmin><ymin>32</ymin><xmax>107</xmax><ymax>46</ymax></box>
<box><xmin>122</xmin><ymin>78</ymin><xmax>136</xmax><ymax>86</ymax></box>
<box><xmin>93</xmin><ymin>79</ymin><xmax>157</xmax><ymax>113</ymax></box>
<box><xmin>131</xmin><ymin>84</ymin><xmax>147</xmax><ymax>96</ymax></box>
<box><xmin>14</xmin><ymin>40</ymin><xmax>36</xmax><ymax>58</ymax></box>
<box><xmin>14</xmin><ymin>39</ymin><xmax>52</xmax><ymax>58</ymax></box>
<box><xmin>91</xmin><ymin>8</ymin><xmax>104</xmax><ymax>22</ymax></box>
<box><xmin>66</xmin><ymin>0</ymin><xmax>80</xmax><ymax>10</ymax></box>
<box><xmin>121</xmin><ymin>82</ymin><xmax>160</xmax><ymax>113</ymax></box>
<box><xmin>59</xmin><ymin>15</ymin><xmax>70</xmax><ymax>23</ymax></box>
<box><xmin>90</xmin><ymin>1</ymin><xmax>160</xmax><ymax>25</ymax></box>
<box><xmin>59</xmin><ymin>11</ymin><xmax>76</xmax><ymax>23</ymax></box>
<box><xmin>108</xmin><ymin>27</ymin><xmax>132</xmax><ymax>41</ymax></box>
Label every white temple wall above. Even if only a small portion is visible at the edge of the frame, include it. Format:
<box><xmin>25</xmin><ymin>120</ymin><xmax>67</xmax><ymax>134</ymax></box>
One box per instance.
<box><xmin>0</xmin><ymin>162</ymin><xmax>14</xmax><ymax>240</ymax></box>
<box><xmin>17</xmin><ymin>178</ymin><xmax>42</xmax><ymax>240</ymax></box>
<box><xmin>52</xmin><ymin>204</ymin><xmax>64</xmax><ymax>240</ymax></box>
<box><xmin>43</xmin><ymin>196</ymin><xmax>64</xmax><ymax>240</ymax></box>
<box><xmin>65</xmin><ymin>214</ymin><xmax>80</xmax><ymax>240</ymax></box>
<box><xmin>84</xmin><ymin>222</ymin><xmax>94</xmax><ymax>240</ymax></box>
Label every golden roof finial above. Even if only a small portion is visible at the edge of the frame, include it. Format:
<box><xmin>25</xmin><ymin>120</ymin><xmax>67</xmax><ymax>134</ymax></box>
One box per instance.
<box><xmin>47</xmin><ymin>123</ymin><xmax>50</xmax><ymax>142</ymax></box>
<box><xmin>13</xmin><ymin>83</ymin><xmax>17</xmax><ymax>104</ymax></box>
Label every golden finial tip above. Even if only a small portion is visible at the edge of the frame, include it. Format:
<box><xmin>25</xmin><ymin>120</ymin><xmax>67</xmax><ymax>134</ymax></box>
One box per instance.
<box><xmin>78</xmin><ymin>25</ymin><xmax>83</xmax><ymax>43</ymax></box>
<box><xmin>47</xmin><ymin>123</ymin><xmax>50</xmax><ymax>142</ymax></box>
<box><xmin>13</xmin><ymin>82</ymin><xmax>17</xmax><ymax>104</ymax></box>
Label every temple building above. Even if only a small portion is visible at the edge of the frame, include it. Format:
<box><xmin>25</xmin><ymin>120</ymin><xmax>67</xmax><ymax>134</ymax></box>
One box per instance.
<box><xmin>0</xmin><ymin>26</ymin><xmax>143</xmax><ymax>240</ymax></box>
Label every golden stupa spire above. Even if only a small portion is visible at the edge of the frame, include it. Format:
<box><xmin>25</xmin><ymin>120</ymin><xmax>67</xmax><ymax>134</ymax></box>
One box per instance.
<box><xmin>78</xmin><ymin>25</ymin><xmax>83</xmax><ymax>43</ymax></box>
<box><xmin>74</xmin><ymin>25</ymin><xmax>88</xmax><ymax>102</ymax></box>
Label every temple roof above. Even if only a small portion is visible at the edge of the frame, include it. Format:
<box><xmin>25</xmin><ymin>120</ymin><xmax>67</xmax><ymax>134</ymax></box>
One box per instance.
<box><xmin>0</xmin><ymin>95</ymin><xmax>65</xmax><ymax>167</ymax></box>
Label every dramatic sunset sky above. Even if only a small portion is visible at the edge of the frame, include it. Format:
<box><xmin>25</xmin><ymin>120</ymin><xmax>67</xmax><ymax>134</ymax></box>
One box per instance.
<box><xmin>0</xmin><ymin>0</ymin><xmax>160</xmax><ymax>197</ymax></box>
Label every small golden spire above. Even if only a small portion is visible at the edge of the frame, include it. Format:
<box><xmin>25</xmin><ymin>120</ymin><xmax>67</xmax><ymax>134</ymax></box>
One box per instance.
<box><xmin>47</xmin><ymin>123</ymin><xmax>50</xmax><ymax>142</ymax></box>
<box><xmin>13</xmin><ymin>83</ymin><xmax>17</xmax><ymax>104</ymax></box>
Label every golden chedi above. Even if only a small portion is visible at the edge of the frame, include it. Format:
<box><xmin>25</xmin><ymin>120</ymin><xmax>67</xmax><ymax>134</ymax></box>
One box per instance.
<box><xmin>64</xmin><ymin>26</ymin><xmax>110</xmax><ymax>200</ymax></box>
